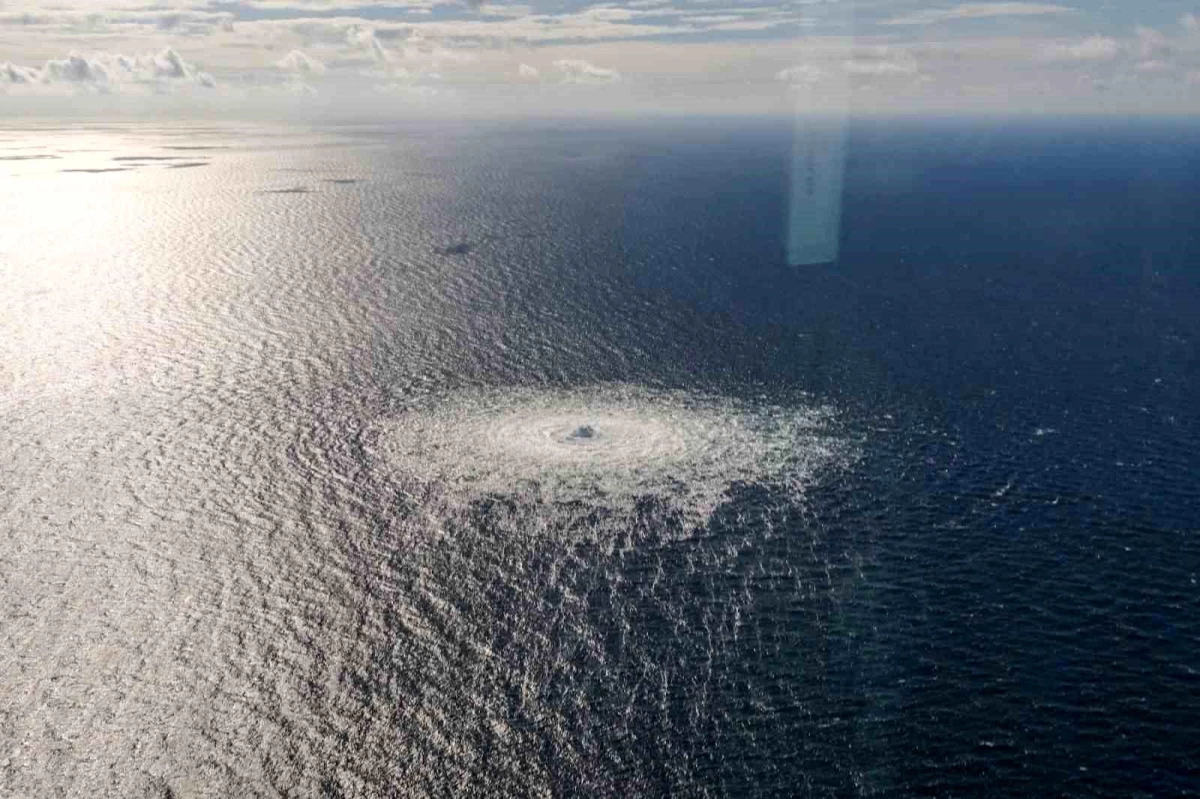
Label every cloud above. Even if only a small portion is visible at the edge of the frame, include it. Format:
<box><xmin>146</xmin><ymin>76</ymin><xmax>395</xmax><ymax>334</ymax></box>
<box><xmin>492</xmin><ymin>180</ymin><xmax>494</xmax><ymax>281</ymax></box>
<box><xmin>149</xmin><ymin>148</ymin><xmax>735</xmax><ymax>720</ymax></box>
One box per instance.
<box><xmin>1133</xmin><ymin>59</ymin><xmax>1169</xmax><ymax>72</ymax></box>
<box><xmin>41</xmin><ymin>55</ymin><xmax>108</xmax><ymax>84</ymax></box>
<box><xmin>0</xmin><ymin>4</ymin><xmax>705</xmax><ymax>50</ymax></box>
<box><xmin>1134</xmin><ymin>25</ymin><xmax>1169</xmax><ymax>59</ymax></box>
<box><xmin>883</xmin><ymin>2</ymin><xmax>1073</xmax><ymax>26</ymax></box>
<box><xmin>255</xmin><ymin>21</ymin><xmax>479</xmax><ymax>92</ymax></box>
<box><xmin>1030</xmin><ymin>17</ymin><xmax>1200</xmax><ymax>78</ymax></box>
<box><xmin>1042</xmin><ymin>35</ymin><xmax>1121</xmax><ymax>62</ymax></box>
<box><xmin>845</xmin><ymin>48</ymin><xmax>920</xmax><ymax>77</ymax></box>
<box><xmin>845</xmin><ymin>59</ymin><xmax>919</xmax><ymax>76</ymax></box>
<box><xmin>775</xmin><ymin>65</ymin><xmax>826</xmax><ymax>85</ymax></box>
<box><xmin>346</xmin><ymin>25</ymin><xmax>392</xmax><ymax>64</ymax></box>
<box><xmin>2</xmin><ymin>0</ymin><xmax>1199</xmax><ymax>115</ymax></box>
<box><xmin>2</xmin><ymin>48</ymin><xmax>215</xmax><ymax>92</ymax></box>
<box><xmin>150</xmin><ymin>48</ymin><xmax>199</xmax><ymax>80</ymax></box>
<box><xmin>276</xmin><ymin>49</ymin><xmax>326</xmax><ymax>75</ymax></box>
<box><xmin>1</xmin><ymin>62</ymin><xmax>42</xmax><ymax>84</ymax></box>
<box><xmin>554</xmin><ymin>58</ymin><xmax>620</xmax><ymax>84</ymax></box>
<box><xmin>396</xmin><ymin>30</ymin><xmax>475</xmax><ymax>68</ymax></box>
<box><xmin>150</xmin><ymin>10</ymin><xmax>235</xmax><ymax>35</ymax></box>
<box><xmin>0</xmin><ymin>6</ymin><xmax>237</xmax><ymax>38</ymax></box>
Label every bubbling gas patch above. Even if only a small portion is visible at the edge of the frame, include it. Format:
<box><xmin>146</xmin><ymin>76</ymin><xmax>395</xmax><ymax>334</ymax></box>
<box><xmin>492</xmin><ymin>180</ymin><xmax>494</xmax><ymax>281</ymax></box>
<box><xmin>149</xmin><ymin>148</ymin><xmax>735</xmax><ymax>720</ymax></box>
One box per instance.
<box><xmin>375</xmin><ymin>385</ymin><xmax>850</xmax><ymax>523</ymax></box>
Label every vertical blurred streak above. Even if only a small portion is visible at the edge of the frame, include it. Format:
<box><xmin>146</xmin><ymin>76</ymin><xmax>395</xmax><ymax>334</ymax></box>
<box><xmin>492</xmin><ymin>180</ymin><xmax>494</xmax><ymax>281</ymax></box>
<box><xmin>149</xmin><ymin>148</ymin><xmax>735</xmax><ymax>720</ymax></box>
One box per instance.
<box><xmin>787</xmin><ymin>2</ymin><xmax>852</xmax><ymax>266</ymax></box>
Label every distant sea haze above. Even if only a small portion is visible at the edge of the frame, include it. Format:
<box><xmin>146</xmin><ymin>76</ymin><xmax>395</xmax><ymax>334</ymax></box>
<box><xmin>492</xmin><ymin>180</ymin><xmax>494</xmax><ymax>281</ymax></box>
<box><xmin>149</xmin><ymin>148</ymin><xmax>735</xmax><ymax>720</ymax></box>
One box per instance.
<box><xmin>1</xmin><ymin>118</ymin><xmax>1197</xmax><ymax>797</ymax></box>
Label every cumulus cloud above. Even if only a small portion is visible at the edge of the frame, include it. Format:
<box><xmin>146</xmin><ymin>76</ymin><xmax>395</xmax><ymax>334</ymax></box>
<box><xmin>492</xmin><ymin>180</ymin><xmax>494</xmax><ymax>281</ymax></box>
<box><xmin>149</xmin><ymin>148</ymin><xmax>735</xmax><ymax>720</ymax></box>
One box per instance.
<box><xmin>554</xmin><ymin>58</ymin><xmax>620</xmax><ymax>84</ymax></box>
<box><xmin>150</xmin><ymin>48</ymin><xmax>200</xmax><ymax>80</ymax></box>
<box><xmin>1</xmin><ymin>48</ymin><xmax>215</xmax><ymax>92</ymax></box>
<box><xmin>276</xmin><ymin>49</ymin><xmax>326</xmax><ymax>75</ymax></box>
<box><xmin>346</xmin><ymin>25</ymin><xmax>392</xmax><ymax>64</ymax></box>
<box><xmin>1</xmin><ymin>62</ymin><xmax>41</xmax><ymax>84</ymax></box>
<box><xmin>41</xmin><ymin>54</ymin><xmax>109</xmax><ymax>84</ymax></box>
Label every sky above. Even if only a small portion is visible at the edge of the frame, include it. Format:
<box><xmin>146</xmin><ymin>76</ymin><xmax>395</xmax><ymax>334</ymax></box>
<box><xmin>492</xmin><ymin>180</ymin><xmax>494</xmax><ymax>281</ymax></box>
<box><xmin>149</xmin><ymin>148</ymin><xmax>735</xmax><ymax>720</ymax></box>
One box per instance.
<box><xmin>2</xmin><ymin>0</ymin><xmax>1200</xmax><ymax>117</ymax></box>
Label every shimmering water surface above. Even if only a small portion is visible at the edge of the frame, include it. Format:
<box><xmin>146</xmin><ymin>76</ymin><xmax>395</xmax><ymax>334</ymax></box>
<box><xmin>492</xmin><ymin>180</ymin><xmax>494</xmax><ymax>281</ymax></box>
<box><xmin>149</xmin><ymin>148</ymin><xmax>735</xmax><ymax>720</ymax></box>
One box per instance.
<box><xmin>2</xmin><ymin>119</ymin><xmax>1198</xmax><ymax>797</ymax></box>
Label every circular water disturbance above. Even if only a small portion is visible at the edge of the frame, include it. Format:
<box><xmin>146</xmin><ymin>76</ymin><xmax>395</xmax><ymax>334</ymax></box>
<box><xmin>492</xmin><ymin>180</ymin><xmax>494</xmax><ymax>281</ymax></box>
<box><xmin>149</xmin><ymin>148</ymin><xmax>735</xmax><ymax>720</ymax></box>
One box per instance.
<box><xmin>374</xmin><ymin>384</ymin><xmax>852</xmax><ymax>523</ymax></box>
<box><xmin>568</xmin><ymin>425</ymin><xmax>596</xmax><ymax>440</ymax></box>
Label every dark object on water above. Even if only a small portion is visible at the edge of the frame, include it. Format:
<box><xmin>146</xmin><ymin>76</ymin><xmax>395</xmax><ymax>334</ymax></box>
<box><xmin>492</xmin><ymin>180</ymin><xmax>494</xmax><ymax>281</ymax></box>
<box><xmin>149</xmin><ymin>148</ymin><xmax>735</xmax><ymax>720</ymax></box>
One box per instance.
<box><xmin>570</xmin><ymin>425</ymin><xmax>596</xmax><ymax>439</ymax></box>
<box><xmin>437</xmin><ymin>242</ymin><xmax>473</xmax><ymax>256</ymax></box>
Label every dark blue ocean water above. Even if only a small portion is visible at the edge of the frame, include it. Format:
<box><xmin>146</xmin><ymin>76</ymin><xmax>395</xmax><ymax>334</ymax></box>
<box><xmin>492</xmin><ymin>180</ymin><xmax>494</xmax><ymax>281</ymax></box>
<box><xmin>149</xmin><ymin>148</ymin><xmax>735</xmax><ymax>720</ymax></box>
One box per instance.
<box><xmin>619</xmin><ymin>117</ymin><xmax>1200</xmax><ymax>796</ymax></box>
<box><xmin>2</xmin><ymin>118</ymin><xmax>1197</xmax><ymax>797</ymax></box>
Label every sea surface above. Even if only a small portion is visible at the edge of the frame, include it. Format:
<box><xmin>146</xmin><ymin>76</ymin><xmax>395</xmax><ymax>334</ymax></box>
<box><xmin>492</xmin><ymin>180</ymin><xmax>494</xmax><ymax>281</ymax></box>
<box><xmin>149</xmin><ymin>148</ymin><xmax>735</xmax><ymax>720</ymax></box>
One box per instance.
<box><xmin>1</xmin><ymin>117</ymin><xmax>1197</xmax><ymax>797</ymax></box>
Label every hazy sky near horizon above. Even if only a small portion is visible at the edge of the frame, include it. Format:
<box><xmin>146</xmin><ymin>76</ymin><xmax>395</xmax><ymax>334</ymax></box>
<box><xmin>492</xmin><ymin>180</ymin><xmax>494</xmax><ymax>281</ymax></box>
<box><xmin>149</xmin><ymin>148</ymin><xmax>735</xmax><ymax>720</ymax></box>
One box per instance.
<box><xmin>2</xmin><ymin>1</ymin><xmax>1199</xmax><ymax>116</ymax></box>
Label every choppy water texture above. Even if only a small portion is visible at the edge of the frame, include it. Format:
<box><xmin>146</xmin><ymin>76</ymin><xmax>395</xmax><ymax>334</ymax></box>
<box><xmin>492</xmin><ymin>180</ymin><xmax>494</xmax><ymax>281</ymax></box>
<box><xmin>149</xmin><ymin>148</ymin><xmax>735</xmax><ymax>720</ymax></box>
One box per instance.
<box><xmin>1</xmin><ymin>119</ymin><xmax>1198</xmax><ymax>798</ymax></box>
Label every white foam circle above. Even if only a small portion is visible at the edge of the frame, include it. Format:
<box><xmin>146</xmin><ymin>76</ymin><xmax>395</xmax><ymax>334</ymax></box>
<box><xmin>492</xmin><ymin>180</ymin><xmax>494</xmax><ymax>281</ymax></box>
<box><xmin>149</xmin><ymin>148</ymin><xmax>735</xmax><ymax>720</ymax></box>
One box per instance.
<box><xmin>374</xmin><ymin>385</ymin><xmax>849</xmax><ymax>522</ymax></box>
